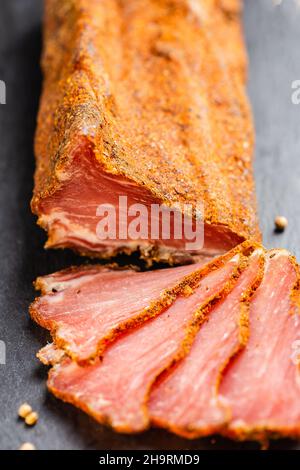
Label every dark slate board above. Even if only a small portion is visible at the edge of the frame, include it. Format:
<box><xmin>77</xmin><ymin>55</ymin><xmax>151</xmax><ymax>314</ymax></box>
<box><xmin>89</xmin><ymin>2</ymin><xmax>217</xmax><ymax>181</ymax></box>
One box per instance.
<box><xmin>0</xmin><ymin>0</ymin><xmax>300</xmax><ymax>450</ymax></box>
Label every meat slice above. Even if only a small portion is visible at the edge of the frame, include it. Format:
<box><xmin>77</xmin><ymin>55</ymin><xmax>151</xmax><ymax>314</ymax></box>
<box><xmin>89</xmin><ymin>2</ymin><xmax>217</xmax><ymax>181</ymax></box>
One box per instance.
<box><xmin>148</xmin><ymin>249</ymin><xmax>264</xmax><ymax>438</ymax></box>
<box><xmin>219</xmin><ymin>250</ymin><xmax>300</xmax><ymax>441</ymax></box>
<box><xmin>46</xmin><ymin>253</ymin><xmax>242</xmax><ymax>433</ymax></box>
<box><xmin>32</xmin><ymin>0</ymin><xmax>260</xmax><ymax>263</ymax></box>
<box><xmin>30</xmin><ymin>262</ymin><xmax>201</xmax><ymax>363</ymax></box>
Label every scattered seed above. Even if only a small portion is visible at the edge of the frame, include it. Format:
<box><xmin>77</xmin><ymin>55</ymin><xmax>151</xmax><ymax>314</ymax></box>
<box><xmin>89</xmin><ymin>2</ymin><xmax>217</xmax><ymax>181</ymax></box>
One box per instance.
<box><xmin>19</xmin><ymin>442</ymin><xmax>36</xmax><ymax>451</ymax></box>
<box><xmin>25</xmin><ymin>411</ymin><xmax>39</xmax><ymax>426</ymax></box>
<box><xmin>18</xmin><ymin>403</ymin><xmax>32</xmax><ymax>419</ymax></box>
<box><xmin>274</xmin><ymin>215</ymin><xmax>288</xmax><ymax>232</ymax></box>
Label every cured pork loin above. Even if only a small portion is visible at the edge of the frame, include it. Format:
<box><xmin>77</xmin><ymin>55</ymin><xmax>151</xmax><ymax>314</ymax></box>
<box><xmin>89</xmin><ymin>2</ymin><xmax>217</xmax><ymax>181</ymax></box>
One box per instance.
<box><xmin>30</xmin><ymin>0</ymin><xmax>300</xmax><ymax>447</ymax></box>
<box><xmin>32</xmin><ymin>0</ymin><xmax>260</xmax><ymax>263</ymax></box>
<box><xmin>33</xmin><ymin>245</ymin><xmax>300</xmax><ymax>442</ymax></box>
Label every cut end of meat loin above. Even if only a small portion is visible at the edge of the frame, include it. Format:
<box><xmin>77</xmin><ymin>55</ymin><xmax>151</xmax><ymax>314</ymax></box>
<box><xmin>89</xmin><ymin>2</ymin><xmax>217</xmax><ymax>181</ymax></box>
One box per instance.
<box><xmin>32</xmin><ymin>0</ymin><xmax>260</xmax><ymax>264</ymax></box>
<box><xmin>32</xmin><ymin>146</ymin><xmax>246</xmax><ymax>264</ymax></box>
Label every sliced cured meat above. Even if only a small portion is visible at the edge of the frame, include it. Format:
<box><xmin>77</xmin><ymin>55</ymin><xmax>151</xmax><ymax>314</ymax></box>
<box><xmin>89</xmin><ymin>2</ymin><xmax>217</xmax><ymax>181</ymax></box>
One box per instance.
<box><xmin>32</xmin><ymin>0</ymin><xmax>260</xmax><ymax>263</ymax></box>
<box><xmin>31</xmin><ymin>244</ymin><xmax>251</xmax><ymax>363</ymax></box>
<box><xmin>31</xmin><ymin>262</ymin><xmax>201</xmax><ymax>363</ymax></box>
<box><xmin>149</xmin><ymin>249</ymin><xmax>264</xmax><ymax>438</ymax></box>
<box><xmin>46</xmin><ymin>253</ymin><xmax>242</xmax><ymax>433</ymax></box>
<box><xmin>219</xmin><ymin>250</ymin><xmax>300</xmax><ymax>441</ymax></box>
<box><xmin>35</xmin><ymin>245</ymin><xmax>300</xmax><ymax>441</ymax></box>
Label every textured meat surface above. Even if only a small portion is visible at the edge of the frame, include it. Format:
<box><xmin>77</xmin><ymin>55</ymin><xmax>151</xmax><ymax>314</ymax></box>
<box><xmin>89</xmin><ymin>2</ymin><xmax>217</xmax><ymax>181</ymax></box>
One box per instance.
<box><xmin>30</xmin><ymin>263</ymin><xmax>201</xmax><ymax>362</ymax></box>
<box><xmin>219</xmin><ymin>250</ymin><xmax>300</xmax><ymax>441</ymax></box>
<box><xmin>47</xmin><ymin>255</ymin><xmax>240</xmax><ymax>433</ymax></box>
<box><xmin>149</xmin><ymin>249</ymin><xmax>264</xmax><ymax>438</ymax></box>
<box><xmin>37</xmin><ymin>343</ymin><xmax>66</xmax><ymax>366</ymax></box>
<box><xmin>32</xmin><ymin>0</ymin><xmax>260</xmax><ymax>260</ymax></box>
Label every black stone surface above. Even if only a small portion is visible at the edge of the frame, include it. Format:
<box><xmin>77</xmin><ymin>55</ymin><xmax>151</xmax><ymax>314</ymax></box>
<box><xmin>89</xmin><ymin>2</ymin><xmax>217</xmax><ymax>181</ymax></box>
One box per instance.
<box><xmin>0</xmin><ymin>0</ymin><xmax>300</xmax><ymax>450</ymax></box>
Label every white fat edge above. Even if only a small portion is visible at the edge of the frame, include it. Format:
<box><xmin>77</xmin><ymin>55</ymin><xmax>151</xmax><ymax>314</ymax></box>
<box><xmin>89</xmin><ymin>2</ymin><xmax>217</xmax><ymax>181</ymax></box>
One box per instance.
<box><xmin>47</xmin><ymin>291</ymin><xmax>65</xmax><ymax>303</ymax></box>
<box><xmin>38</xmin><ymin>344</ymin><xmax>65</xmax><ymax>365</ymax></box>
<box><xmin>54</xmin><ymin>166</ymin><xmax>73</xmax><ymax>183</ymax></box>
<box><xmin>40</xmin><ymin>211</ymin><xmax>179</xmax><ymax>251</ymax></box>
<box><xmin>44</xmin><ymin>273</ymin><xmax>102</xmax><ymax>294</ymax></box>
<box><xmin>40</xmin><ymin>211</ymin><xmax>103</xmax><ymax>245</ymax></box>
<box><xmin>251</xmin><ymin>248</ymin><xmax>264</xmax><ymax>257</ymax></box>
<box><xmin>230</xmin><ymin>254</ymin><xmax>240</xmax><ymax>264</ymax></box>
<box><xmin>193</xmin><ymin>247</ymin><xmax>226</xmax><ymax>257</ymax></box>
<box><xmin>225</xmin><ymin>247</ymin><xmax>263</xmax><ymax>275</ymax></box>
<box><xmin>267</xmin><ymin>248</ymin><xmax>290</xmax><ymax>259</ymax></box>
<box><xmin>40</xmin><ymin>211</ymin><xmax>233</xmax><ymax>257</ymax></box>
<box><xmin>228</xmin><ymin>419</ymin><xmax>248</xmax><ymax>431</ymax></box>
